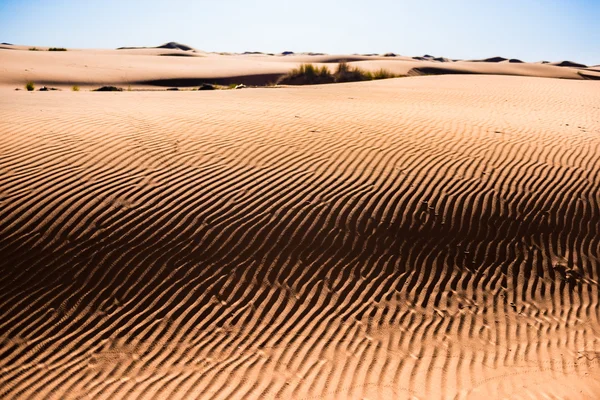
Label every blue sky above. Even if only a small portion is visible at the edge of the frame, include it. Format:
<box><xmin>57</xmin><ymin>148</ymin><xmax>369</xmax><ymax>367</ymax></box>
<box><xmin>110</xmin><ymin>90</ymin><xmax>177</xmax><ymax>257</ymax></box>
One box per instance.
<box><xmin>0</xmin><ymin>0</ymin><xmax>598</xmax><ymax>64</ymax></box>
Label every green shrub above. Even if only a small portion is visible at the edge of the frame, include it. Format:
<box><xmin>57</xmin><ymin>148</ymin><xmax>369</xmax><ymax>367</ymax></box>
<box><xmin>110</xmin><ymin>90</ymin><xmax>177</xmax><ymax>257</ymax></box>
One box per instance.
<box><xmin>29</xmin><ymin>47</ymin><xmax>39</xmax><ymax>51</ymax></box>
<box><xmin>48</xmin><ymin>47</ymin><xmax>67</xmax><ymax>51</ymax></box>
<box><xmin>72</xmin><ymin>85</ymin><xmax>80</xmax><ymax>91</ymax></box>
<box><xmin>25</xmin><ymin>81</ymin><xmax>35</xmax><ymax>91</ymax></box>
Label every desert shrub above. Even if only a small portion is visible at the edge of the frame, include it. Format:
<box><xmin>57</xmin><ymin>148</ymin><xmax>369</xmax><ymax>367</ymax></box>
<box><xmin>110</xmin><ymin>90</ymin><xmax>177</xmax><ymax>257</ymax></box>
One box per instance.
<box><xmin>48</xmin><ymin>47</ymin><xmax>67</xmax><ymax>51</ymax></box>
<box><xmin>199</xmin><ymin>83</ymin><xmax>216</xmax><ymax>90</ymax></box>
<box><xmin>372</xmin><ymin>68</ymin><xmax>396</xmax><ymax>80</ymax></box>
<box><xmin>25</xmin><ymin>81</ymin><xmax>35</xmax><ymax>91</ymax></box>
<box><xmin>29</xmin><ymin>47</ymin><xmax>39</xmax><ymax>51</ymax></box>
<box><xmin>279</xmin><ymin>62</ymin><xmax>399</xmax><ymax>85</ymax></box>
<box><xmin>93</xmin><ymin>86</ymin><xmax>123</xmax><ymax>92</ymax></box>
<box><xmin>334</xmin><ymin>61</ymin><xmax>373</xmax><ymax>82</ymax></box>
<box><xmin>72</xmin><ymin>85</ymin><xmax>80</xmax><ymax>91</ymax></box>
<box><xmin>278</xmin><ymin>64</ymin><xmax>334</xmax><ymax>85</ymax></box>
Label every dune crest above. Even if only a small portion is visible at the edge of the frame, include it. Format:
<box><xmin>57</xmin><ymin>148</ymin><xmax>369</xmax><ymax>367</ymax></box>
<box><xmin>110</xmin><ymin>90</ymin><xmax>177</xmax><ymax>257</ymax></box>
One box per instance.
<box><xmin>117</xmin><ymin>41</ymin><xmax>197</xmax><ymax>51</ymax></box>
<box><xmin>0</xmin><ymin>45</ymin><xmax>596</xmax><ymax>90</ymax></box>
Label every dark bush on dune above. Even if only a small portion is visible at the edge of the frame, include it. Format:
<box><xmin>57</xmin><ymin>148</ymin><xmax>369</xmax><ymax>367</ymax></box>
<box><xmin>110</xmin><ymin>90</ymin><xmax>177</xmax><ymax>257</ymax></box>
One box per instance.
<box><xmin>93</xmin><ymin>86</ymin><xmax>123</xmax><ymax>92</ymax></box>
<box><xmin>48</xmin><ymin>47</ymin><xmax>67</xmax><ymax>51</ymax></box>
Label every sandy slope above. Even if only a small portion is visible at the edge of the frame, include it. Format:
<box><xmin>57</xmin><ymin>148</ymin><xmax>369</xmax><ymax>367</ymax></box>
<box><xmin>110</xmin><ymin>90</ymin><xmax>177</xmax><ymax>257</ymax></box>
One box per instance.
<box><xmin>1</xmin><ymin>44</ymin><xmax>598</xmax><ymax>90</ymax></box>
<box><xmin>1</xmin><ymin>75</ymin><xmax>600</xmax><ymax>399</ymax></box>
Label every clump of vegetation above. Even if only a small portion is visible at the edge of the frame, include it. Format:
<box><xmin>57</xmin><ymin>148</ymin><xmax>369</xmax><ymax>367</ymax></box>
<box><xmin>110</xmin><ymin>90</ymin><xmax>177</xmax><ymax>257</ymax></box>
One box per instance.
<box><xmin>48</xmin><ymin>47</ymin><xmax>67</xmax><ymax>51</ymax></box>
<box><xmin>334</xmin><ymin>61</ymin><xmax>373</xmax><ymax>82</ymax></box>
<box><xmin>372</xmin><ymin>68</ymin><xmax>397</xmax><ymax>80</ymax></box>
<box><xmin>93</xmin><ymin>86</ymin><xmax>123</xmax><ymax>92</ymax></box>
<box><xmin>25</xmin><ymin>81</ymin><xmax>35</xmax><ymax>91</ymax></box>
<box><xmin>29</xmin><ymin>47</ymin><xmax>39</xmax><ymax>51</ymax></box>
<box><xmin>278</xmin><ymin>61</ymin><xmax>399</xmax><ymax>85</ymax></box>
<box><xmin>278</xmin><ymin>63</ymin><xmax>335</xmax><ymax>85</ymax></box>
<box><xmin>72</xmin><ymin>85</ymin><xmax>80</xmax><ymax>91</ymax></box>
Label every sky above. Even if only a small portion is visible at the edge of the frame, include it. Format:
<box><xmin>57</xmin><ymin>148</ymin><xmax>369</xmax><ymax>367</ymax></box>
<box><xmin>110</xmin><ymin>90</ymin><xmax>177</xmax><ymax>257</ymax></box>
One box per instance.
<box><xmin>0</xmin><ymin>0</ymin><xmax>598</xmax><ymax>64</ymax></box>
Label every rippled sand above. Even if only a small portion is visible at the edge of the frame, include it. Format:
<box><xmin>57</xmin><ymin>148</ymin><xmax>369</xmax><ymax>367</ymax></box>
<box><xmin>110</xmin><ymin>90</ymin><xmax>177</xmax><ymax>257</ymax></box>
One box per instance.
<box><xmin>1</xmin><ymin>75</ymin><xmax>600</xmax><ymax>399</ymax></box>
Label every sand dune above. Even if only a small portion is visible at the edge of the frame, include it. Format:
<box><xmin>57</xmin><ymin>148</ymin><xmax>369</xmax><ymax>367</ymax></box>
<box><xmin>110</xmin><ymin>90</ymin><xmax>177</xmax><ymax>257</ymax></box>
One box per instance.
<box><xmin>1</xmin><ymin>75</ymin><xmax>599</xmax><ymax>399</ymax></box>
<box><xmin>0</xmin><ymin>44</ymin><xmax>596</xmax><ymax>90</ymax></box>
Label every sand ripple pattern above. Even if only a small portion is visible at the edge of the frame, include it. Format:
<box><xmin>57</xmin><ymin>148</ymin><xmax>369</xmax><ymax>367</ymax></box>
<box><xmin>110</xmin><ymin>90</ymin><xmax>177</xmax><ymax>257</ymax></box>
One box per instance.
<box><xmin>1</xmin><ymin>76</ymin><xmax>600</xmax><ymax>399</ymax></box>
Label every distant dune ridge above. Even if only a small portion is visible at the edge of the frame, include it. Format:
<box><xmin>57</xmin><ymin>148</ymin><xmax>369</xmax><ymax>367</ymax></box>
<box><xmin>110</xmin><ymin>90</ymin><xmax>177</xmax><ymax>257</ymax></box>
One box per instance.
<box><xmin>117</xmin><ymin>41</ymin><xmax>197</xmax><ymax>51</ymax></box>
<box><xmin>1</xmin><ymin>73</ymin><xmax>600</xmax><ymax>399</ymax></box>
<box><xmin>0</xmin><ymin>42</ymin><xmax>598</xmax><ymax>90</ymax></box>
<box><xmin>551</xmin><ymin>60</ymin><xmax>588</xmax><ymax>68</ymax></box>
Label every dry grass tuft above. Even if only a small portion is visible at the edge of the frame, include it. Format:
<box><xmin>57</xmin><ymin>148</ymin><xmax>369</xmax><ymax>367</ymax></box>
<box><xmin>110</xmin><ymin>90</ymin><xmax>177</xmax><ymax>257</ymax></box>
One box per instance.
<box><xmin>278</xmin><ymin>61</ymin><xmax>399</xmax><ymax>85</ymax></box>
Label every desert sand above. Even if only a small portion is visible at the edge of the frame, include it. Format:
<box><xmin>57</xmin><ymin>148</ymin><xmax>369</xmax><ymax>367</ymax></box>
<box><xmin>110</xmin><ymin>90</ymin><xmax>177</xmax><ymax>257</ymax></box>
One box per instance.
<box><xmin>1</xmin><ymin>42</ymin><xmax>599</xmax><ymax>90</ymax></box>
<box><xmin>1</xmin><ymin>45</ymin><xmax>600</xmax><ymax>400</ymax></box>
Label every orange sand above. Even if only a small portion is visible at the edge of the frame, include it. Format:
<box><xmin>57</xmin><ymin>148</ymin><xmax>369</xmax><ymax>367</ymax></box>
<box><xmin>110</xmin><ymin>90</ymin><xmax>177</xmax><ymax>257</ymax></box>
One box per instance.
<box><xmin>1</xmin><ymin>51</ymin><xmax>599</xmax><ymax>399</ymax></box>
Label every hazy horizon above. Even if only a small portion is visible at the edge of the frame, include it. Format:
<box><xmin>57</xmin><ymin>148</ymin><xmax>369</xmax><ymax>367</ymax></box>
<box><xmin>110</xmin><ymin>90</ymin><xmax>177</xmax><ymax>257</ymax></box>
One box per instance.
<box><xmin>1</xmin><ymin>0</ymin><xmax>599</xmax><ymax>65</ymax></box>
